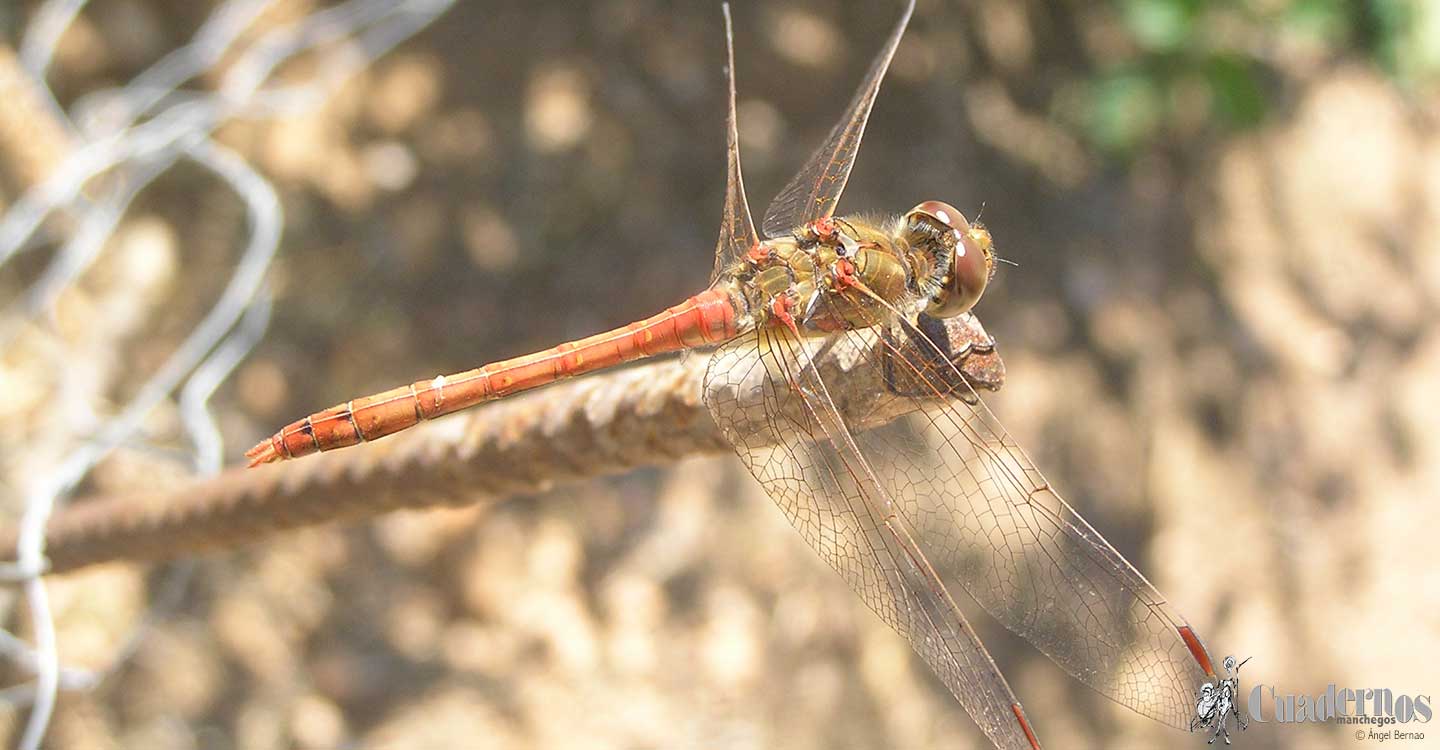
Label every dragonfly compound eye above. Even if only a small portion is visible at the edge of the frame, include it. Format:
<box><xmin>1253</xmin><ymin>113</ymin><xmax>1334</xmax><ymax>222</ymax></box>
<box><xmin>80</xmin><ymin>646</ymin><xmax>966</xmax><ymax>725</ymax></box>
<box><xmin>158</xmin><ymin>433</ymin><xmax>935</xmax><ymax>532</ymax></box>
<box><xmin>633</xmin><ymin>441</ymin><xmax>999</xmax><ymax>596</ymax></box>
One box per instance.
<box><xmin>907</xmin><ymin>200</ymin><xmax>994</xmax><ymax>318</ymax></box>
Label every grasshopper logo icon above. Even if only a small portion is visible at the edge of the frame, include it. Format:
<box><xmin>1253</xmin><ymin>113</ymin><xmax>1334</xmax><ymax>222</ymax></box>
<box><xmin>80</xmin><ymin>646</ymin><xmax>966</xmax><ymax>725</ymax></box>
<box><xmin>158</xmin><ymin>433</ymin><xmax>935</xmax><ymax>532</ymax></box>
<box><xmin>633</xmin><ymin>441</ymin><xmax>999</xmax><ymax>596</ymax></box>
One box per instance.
<box><xmin>1192</xmin><ymin>656</ymin><xmax>1252</xmax><ymax>745</ymax></box>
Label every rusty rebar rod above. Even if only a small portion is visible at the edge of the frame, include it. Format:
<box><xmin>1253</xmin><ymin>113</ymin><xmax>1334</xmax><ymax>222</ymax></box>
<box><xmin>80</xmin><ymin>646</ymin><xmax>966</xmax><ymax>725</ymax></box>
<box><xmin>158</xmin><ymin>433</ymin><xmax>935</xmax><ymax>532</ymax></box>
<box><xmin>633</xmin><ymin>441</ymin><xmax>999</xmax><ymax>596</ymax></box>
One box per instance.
<box><xmin>2</xmin><ymin>315</ymin><xmax>1003</xmax><ymax>575</ymax></box>
<box><xmin>9</xmin><ymin>356</ymin><xmax>727</xmax><ymax>573</ymax></box>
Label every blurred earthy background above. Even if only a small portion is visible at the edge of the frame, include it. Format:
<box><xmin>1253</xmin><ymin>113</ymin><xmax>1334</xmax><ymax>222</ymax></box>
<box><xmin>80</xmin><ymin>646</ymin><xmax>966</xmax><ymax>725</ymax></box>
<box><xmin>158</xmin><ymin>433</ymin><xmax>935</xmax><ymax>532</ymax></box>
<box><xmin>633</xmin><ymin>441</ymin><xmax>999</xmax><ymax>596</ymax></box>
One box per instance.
<box><xmin>1</xmin><ymin>0</ymin><xmax>1437</xmax><ymax>748</ymax></box>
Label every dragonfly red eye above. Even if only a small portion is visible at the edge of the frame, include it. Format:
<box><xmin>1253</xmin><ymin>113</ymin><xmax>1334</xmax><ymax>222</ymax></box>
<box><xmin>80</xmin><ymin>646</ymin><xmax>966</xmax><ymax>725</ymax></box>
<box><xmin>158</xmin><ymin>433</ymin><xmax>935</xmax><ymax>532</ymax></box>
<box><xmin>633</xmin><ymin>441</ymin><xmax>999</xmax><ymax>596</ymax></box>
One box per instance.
<box><xmin>907</xmin><ymin>200</ymin><xmax>993</xmax><ymax>318</ymax></box>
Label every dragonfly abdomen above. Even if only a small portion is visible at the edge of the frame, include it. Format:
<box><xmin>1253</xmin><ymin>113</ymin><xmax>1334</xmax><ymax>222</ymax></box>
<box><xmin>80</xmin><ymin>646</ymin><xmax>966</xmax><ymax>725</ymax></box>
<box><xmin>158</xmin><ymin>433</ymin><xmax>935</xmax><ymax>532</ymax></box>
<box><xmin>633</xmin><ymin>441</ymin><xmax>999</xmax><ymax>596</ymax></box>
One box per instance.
<box><xmin>246</xmin><ymin>288</ymin><xmax>739</xmax><ymax>466</ymax></box>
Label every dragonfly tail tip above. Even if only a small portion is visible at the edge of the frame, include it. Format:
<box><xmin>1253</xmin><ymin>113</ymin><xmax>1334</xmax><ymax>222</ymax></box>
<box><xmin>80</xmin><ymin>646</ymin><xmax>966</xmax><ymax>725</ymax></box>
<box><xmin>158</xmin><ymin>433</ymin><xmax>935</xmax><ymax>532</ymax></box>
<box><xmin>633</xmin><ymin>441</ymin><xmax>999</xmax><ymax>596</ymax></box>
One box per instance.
<box><xmin>244</xmin><ymin>440</ymin><xmax>281</xmax><ymax>468</ymax></box>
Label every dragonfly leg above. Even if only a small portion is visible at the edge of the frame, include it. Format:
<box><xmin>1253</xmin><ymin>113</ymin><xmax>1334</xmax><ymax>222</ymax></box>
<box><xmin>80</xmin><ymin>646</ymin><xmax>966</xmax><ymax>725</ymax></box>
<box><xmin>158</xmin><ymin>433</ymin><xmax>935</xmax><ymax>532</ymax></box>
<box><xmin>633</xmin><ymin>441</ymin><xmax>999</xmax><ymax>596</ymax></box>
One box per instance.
<box><xmin>769</xmin><ymin>296</ymin><xmax>801</xmax><ymax>337</ymax></box>
<box><xmin>830</xmin><ymin>257</ymin><xmax>860</xmax><ymax>291</ymax></box>
<box><xmin>879</xmin><ymin>315</ymin><xmax>977</xmax><ymax>401</ymax></box>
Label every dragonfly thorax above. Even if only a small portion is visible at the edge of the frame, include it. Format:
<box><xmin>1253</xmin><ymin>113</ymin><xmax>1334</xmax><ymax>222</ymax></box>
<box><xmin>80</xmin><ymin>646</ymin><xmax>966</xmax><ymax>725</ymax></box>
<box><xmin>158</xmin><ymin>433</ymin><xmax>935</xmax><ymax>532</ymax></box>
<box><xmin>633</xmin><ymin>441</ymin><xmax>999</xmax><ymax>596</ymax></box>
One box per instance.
<box><xmin>730</xmin><ymin>215</ymin><xmax>922</xmax><ymax>334</ymax></box>
<box><xmin>725</xmin><ymin>203</ymin><xmax>993</xmax><ymax>336</ymax></box>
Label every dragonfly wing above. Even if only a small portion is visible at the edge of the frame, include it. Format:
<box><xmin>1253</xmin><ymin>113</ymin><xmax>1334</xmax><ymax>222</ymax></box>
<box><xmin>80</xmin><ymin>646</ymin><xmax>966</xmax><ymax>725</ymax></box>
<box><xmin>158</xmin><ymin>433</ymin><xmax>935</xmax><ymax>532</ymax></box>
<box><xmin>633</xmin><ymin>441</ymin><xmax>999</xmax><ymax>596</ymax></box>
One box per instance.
<box><xmin>795</xmin><ymin>295</ymin><xmax>1217</xmax><ymax>730</ymax></box>
<box><xmin>711</xmin><ymin>4</ymin><xmax>761</xmax><ymax>285</ymax></box>
<box><xmin>705</xmin><ymin>329</ymin><xmax>1043</xmax><ymax>750</ymax></box>
<box><xmin>759</xmin><ymin>0</ymin><xmax>915</xmax><ymax>239</ymax></box>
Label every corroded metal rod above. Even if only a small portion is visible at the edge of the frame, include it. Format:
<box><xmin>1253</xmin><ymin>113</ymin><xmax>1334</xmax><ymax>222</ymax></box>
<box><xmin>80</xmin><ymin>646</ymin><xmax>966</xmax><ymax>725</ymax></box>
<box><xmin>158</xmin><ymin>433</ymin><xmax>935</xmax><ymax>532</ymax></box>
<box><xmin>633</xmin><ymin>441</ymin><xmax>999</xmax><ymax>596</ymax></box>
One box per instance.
<box><xmin>4</xmin><ymin>315</ymin><xmax>1001</xmax><ymax>574</ymax></box>
<box><xmin>10</xmin><ymin>356</ymin><xmax>727</xmax><ymax>573</ymax></box>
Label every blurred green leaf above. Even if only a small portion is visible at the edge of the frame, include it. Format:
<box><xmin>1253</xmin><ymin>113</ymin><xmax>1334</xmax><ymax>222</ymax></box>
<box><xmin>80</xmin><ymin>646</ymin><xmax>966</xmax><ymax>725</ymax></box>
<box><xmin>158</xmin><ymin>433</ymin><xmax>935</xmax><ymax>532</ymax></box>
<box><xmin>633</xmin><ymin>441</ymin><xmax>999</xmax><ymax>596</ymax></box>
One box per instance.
<box><xmin>1283</xmin><ymin>0</ymin><xmax>1349</xmax><ymax>44</ymax></box>
<box><xmin>1205</xmin><ymin>55</ymin><xmax>1266</xmax><ymax>128</ymax></box>
<box><xmin>1414</xmin><ymin>1</ymin><xmax>1440</xmax><ymax>77</ymax></box>
<box><xmin>1370</xmin><ymin>0</ymin><xmax>1410</xmax><ymax>76</ymax></box>
<box><xmin>1086</xmin><ymin>69</ymin><xmax>1165</xmax><ymax>153</ymax></box>
<box><xmin>1077</xmin><ymin>0</ymin><xmax>1433</xmax><ymax>156</ymax></box>
<box><xmin>1121</xmin><ymin>0</ymin><xmax>1202</xmax><ymax>52</ymax></box>
<box><xmin>1378</xmin><ymin>0</ymin><xmax>1440</xmax><ymax>83</ymax></box>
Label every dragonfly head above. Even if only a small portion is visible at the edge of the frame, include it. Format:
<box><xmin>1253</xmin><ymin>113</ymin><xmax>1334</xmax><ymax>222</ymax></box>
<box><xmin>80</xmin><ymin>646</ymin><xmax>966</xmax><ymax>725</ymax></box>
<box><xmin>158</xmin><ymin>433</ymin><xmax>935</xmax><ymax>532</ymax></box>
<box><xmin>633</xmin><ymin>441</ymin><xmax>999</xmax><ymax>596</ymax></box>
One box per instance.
<box><xmin>905</xmin><ymin>200</ymin><xmax>994</xmax><ymax>318</ymax></box>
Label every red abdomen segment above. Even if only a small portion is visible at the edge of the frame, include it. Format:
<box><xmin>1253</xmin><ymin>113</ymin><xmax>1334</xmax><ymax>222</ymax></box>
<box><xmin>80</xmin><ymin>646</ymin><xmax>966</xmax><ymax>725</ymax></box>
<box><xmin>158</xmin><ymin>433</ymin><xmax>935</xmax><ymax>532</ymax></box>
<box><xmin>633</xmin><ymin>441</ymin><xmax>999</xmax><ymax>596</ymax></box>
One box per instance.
<box><xmin>246</xmin><ymin>289</ymin><xmax>738</xmax><ymax>466</ymax></box>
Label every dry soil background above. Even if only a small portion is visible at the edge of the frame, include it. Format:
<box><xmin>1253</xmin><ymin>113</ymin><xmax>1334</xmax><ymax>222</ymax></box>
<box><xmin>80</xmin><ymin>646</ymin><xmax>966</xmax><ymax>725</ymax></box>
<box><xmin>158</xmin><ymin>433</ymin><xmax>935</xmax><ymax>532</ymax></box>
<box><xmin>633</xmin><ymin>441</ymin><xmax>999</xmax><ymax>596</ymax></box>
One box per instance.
<box><xmin>2</xmin><ymin>1</ymin><xmax>1438</xmax><ymax>749</ymax></box>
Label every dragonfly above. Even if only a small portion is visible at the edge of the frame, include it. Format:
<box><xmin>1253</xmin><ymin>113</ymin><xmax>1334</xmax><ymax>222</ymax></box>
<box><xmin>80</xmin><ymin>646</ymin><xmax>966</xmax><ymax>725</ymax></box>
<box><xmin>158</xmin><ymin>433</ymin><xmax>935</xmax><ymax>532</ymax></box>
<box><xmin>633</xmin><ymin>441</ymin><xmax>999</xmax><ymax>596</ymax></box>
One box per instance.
<box><xmin>248</xmin><ymin>2</ymin><xmax>1219</xmax><ymax>747</ymax></box>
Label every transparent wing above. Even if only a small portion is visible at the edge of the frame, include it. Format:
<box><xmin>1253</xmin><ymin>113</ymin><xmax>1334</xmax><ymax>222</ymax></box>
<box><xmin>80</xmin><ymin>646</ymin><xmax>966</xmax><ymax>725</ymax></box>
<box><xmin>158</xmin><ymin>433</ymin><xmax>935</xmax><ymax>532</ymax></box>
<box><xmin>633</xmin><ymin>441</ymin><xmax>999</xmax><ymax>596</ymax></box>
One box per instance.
<box><xmin>759</xmin><ymin>0</ymin><xmax>914</xmax><ymax>239</ymax></box>
<box><xmin>706</xmin><ymin>302</ymin><xmax>1217</xmax><ymax>736</ymax></box>
<box><xmin>861</xmin><ymin>321</ymin><xmax>1215</xmax><ymax>729</ymax></box>
<box><xmin>843</xmin><ymin>294</ymin><xmax>1220</xmax><ymax>727</ymax></box>
<box><xmin>705</xmin><ymin>328</ymin><xmax>1042</xmax><ymax>750</ymax></box>
<box><xmin>711</xmin><ymin>3</ymin><xmax>760</xmax><ymax>284</ymax></box>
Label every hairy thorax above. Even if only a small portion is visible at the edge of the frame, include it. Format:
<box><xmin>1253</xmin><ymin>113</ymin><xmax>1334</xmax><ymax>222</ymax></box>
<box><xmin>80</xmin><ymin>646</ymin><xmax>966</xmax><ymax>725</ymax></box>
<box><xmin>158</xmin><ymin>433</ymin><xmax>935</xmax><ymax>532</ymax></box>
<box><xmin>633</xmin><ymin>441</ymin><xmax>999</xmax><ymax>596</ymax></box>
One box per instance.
<box><xmin>726</xmin><ymin>215</ymin><xmax>929</xmax><ymax>335</ymax></box>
